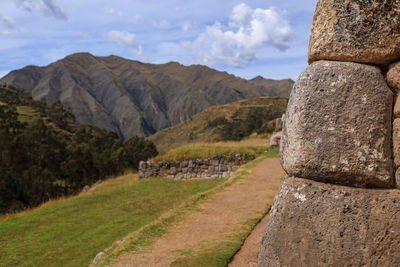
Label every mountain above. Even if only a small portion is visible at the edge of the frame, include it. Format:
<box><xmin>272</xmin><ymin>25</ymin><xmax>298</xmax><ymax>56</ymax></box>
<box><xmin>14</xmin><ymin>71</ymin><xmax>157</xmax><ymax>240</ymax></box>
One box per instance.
<box><xmin>0</xmin><ymin>52</ymin><xmax>294</xmax><ymax>139</ymax></box>
<box><xmin>148</xmin><ymin>96</ymin><xmax>288</xmax><ymax>153</ymax></box>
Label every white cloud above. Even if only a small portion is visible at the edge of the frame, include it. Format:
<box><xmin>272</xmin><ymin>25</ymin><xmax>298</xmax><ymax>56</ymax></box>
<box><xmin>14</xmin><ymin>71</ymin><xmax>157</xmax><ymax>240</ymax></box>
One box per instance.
<box><xmin>175</xmin><ymin>6</ymin><xmax>187</xmax><ymax>12</ymax></box>
<box><xmin>104</xmin><ymin>30</ymin><xmax>143</xmax><ymax>56</ymax></box>
<box><xmin>129</xmin><ymin>14</ymin><xmax>142</xmax><ymax>24</ymax></box>
<box><xmin>14</xmin><ymin>0</ymin><xmax>67</xmax><ymax>20</ymax></box>
<box><xmin>104</xmin><ymin>7</ymin><xmax>123</xmax><ymax>17</ymax></box>
<box><xmin>0</xmin><ymin>15</ymin><xmax>15</xmax><ymax>29</ymax></box>
<box><xmin>0</xmin><ymin>15</ymin><xmax>15</xmax><ymax>36</ymax></box>
<box><xmin>153</xmin><ymin>20</ymin><xmax>171</xmax><ymax>29</ymax></box>
<box><xmin>185</xmin><ymin>3</ymin><xmax>294</xmax><ymax>68</ymax></box>
<box><xmin>182</xmin><ymin>20</ymin><xmax>199</xmax><ymax>32</ymax></box>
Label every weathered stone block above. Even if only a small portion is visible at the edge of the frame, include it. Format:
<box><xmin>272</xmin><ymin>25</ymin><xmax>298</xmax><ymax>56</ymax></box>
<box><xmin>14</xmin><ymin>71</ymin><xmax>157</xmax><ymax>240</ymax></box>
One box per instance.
<box><xmin>138</xmin><ymin>171</ymin><xmax>144</xmax><ymax>179</ymax></box>
<box><xmin>281</xmin><ymin>61</ymin><xmax>393</xmax><ymax>188</ymax></box>
<box><xmin>180</xmin><ymin>161</ymin><xmax>188</xmax><ymax>168</ymax></box>
<box><xmin>138</xmin><ymin>161</ymin><xmax>147</xmax><ymax>170</ymax></box>
<box><xmin>396</xmin><ymin>168</ymin><xmax>400</xmax><ymax>189</ymax></box>
<box><xmin>308</xmin><ymin>0</ymin><xmax>400</xmax><ymax>65</ymax></box>
<box><xmin>211</xmin><ymin>160</ymin><xmax>219</xmax><ymax>166</ymax></box>
<box><xmin>168</xmin><ymin>167</ymin><xmax>177</xmax><ymax>175</ymax></box>
<box><xmin>188</xmin><ymin>160</ymin><xmax>194</xmax><ymax>168</ymax></box>
<box><xmin>275</xmin><ymin>118</ymin><xmax>283</xmax><ymax>131</ymax></box>
<box><xmin>269</xmin><ymin>131</ymin><xmax>282</xmax><ymax>149</ymax></box>
<box><xmin>258</xmin><ymin>177</ymin><xmax>400</xmax><ymax>267</ymax></box>
<box><xmin>386</xmin><ymin>62</ymin><xmax>400</xmax><ymax>93</ymax></box>
<box><xmin>393</xmin><ymin>119</ymin><xmax>400</xmax><ymax>167</ymax></box>
<box><xmin>222</xmin><ymin>171</ymin><xmax>230</xmax><ymax>178</ymax></box>
<box><xmin>219</xmin><ymin>164</ymin><xmax>227</xmax><ymax>172</ymax></box>
<box><xmin>394</xmin><ymin>95</ymin><xmax>400</xmax><ymax>118</ymax></box>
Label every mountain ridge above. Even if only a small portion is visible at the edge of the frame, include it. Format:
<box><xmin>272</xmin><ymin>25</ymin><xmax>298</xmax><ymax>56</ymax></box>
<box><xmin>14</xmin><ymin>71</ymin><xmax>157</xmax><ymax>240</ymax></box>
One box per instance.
<box><xmin>0</xmin><ymin>52</ymin><xmax>294</xmax><ymax>139</ymax></box>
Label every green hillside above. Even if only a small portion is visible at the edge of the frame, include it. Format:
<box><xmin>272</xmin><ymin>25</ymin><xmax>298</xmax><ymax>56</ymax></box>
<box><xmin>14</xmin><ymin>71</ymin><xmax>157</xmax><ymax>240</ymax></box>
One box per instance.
<box><xmin>0</xmin><ymin>85</ymin><xmax>157</xmax><ymax>214</ymax></box>
<box><xmin>0</xmin><ymin>176</ymin><xmax>223</xmax><ymax>267</ymax></box>
<box><xmin>148</xmin><ymin>96</ymin><xmax>288</xmax><ymax>153</ymax></box>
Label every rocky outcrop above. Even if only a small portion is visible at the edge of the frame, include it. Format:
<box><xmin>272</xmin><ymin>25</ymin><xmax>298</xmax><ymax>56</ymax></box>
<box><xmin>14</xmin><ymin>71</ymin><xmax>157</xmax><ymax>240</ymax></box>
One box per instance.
<box><xmin>138</xmin><ymin>153</ymin><xmax>254</xmax><ymax>179</ymax></box>
<box><xmin>258</xmin><ymin>177</ymin><xmax>400</xmax><ymax>267</ymax></box>
<box><xmin>308</xmin><ymin>0</ymin><xmax>400</xmax><ymax>65</ymax></box>
<box><xmin>281</xmin><ymin>61</ymin><xmax>393</xmax><ymax>188</ymax></box>
<box><xmin>258</xmin><ymin>0</ymin><xmax>400</xmax><ymax>266</ymax></box>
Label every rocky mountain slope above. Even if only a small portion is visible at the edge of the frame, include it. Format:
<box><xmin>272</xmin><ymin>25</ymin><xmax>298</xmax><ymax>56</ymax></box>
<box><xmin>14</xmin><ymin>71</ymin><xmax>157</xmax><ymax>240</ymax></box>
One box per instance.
<box><xmin>0</xmin><ymin>53</ymin><xmax>293</xmax><ymax>139</ymax></box>
<box><xmin>148</xmin><ymin>96</ymin><xmax>288</xmax><ymax>153</ymax></box>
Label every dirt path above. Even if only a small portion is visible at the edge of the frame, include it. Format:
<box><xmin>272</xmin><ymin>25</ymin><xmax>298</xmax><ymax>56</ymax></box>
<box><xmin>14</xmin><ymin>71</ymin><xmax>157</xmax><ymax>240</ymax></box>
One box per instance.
<box><xmin>112</xmin><ymin>157</ymin><xmax>284</xmax><ymax>267</ymax></box>
<box><xmin>228</xmin><ymin>214</ymin><xmax>269</xmax><ymax>267</ymax></box>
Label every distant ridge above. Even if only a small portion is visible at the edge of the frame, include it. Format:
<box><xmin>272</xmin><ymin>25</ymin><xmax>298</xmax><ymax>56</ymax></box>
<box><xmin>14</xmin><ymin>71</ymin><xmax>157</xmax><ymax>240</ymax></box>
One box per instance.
<box><xmin>0</xmin><ymin>52</ymin><xmax>293</xmax><ymax>139</ymax></box>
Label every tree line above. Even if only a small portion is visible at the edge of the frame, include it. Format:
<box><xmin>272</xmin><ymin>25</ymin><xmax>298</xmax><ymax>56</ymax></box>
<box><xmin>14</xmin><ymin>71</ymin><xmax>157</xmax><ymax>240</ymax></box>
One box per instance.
<box><xmin>208</xmin><ymin>107</ymin><xmax>280</xmax><ymax>141</ymax></box>
<box><xmin>0</xmin><ymin>85</ymin><xmax>158</xmax><ymax>214</ymax></box>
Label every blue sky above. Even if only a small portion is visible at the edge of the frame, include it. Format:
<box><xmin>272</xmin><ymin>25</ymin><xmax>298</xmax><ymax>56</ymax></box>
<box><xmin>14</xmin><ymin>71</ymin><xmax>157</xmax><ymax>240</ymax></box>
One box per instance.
<box><xmin>0</xmin><ymin>0</ymin><xmax>318</xmax><ymax>80</ymax></box>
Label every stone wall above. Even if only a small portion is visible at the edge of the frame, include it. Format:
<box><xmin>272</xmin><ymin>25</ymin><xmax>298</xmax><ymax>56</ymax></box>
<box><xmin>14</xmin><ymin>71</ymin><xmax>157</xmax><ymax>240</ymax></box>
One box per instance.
<box><xmin>269</xmin><ymin>114</ymin><xmax>284</xmax><ymax>149</ymax></box>
<box><xmin>258</xmin><ymin>1</ymin><xmax>400</xmax><ymax>266</ymax></box>
<box><xmin>138</xmin><ymin>153</ymin><xmax>255</xmax><ymax>179</ymax></box>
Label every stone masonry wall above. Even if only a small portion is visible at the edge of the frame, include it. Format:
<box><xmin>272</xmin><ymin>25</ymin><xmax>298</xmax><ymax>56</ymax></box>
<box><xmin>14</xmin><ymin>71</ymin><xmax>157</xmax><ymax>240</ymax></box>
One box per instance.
<box><xmin>138</xmin><ymin>153</ymin><xmax>255</xmax><ymax>179</ymax></box>
<box><xmin>258</xmin><ymin>1</ymin><xmax>400</xmax><ymax>266</ymax></box>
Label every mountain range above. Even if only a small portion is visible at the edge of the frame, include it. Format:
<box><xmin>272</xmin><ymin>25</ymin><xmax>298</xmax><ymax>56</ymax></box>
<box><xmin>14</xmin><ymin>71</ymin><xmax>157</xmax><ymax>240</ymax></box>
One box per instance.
<box><xmin>0</xmin><ymin>53</ymin><xmax>293</xmax><ymax>139</ymax></box>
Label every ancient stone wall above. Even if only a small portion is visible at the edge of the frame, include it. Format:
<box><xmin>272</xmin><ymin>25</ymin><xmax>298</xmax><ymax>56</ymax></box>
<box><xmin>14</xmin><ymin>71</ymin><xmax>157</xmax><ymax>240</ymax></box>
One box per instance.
<box><xmin>269</xmin><ymin>114</ymin><xmax>285</xmax><ymax>149</ymax></box>
<box><xmin>138</xmin><ymin>153</ymin><xmax>254</xmax><ymax>179</ymax></box>
<box><xmin>258</xmin><ymin>1</ymin><xmax>400</xmax><ymax>266</ymax></box>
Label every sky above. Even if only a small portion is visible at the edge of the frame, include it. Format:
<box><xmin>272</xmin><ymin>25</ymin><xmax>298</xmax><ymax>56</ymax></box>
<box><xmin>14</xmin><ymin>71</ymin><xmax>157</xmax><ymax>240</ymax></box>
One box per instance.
<box><xmin>0</xmin><ymin>0</ymin><xmax>318</xmax><ymax>80</ymax></box>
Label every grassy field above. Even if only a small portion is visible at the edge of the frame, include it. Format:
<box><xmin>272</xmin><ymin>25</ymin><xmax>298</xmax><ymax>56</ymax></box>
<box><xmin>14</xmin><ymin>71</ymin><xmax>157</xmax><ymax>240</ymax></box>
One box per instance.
<box><xmin>0</xmin><ymin>178</ymin><xmax>224</xmax><ymax>267</ymax></box>
<box><xmin>153</xmin><ymin>136</ymin><xmax>270</xmax><ymax>162</ymax></box>
<box><xmin>16</xmin><ymin>105</ymin><xmax>41</xmax><ymax>123</ymax></box>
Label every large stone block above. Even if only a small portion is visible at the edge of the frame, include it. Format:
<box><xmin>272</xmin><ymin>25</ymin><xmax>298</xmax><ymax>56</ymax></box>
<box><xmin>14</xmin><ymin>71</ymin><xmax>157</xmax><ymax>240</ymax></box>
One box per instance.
<box><xmin>257</xmin><ymin>177</ymin><xmax>400</xmax><ymax>267</ymax></box>
<box><xmin>308</xmin><ymin>0</ymin><xmax>400</xmax><ymax>65</ymax></box>
<box><xmin>281</xmin><ymin>61</ymin><xmax>393</xmax><ymax>188</ymax></box>
<box><xmin>393</xmin><ymin>119</ymin><xmax>400</xmax><ymax>167</ymax></box>
<box><xmin>387</xmin><ymin>61</ymin><xmax>400</xmax><ymax>93</ymax></box>
<box><xmin>394</xmin><ymin>95</ymin><xmax>400</xmax><ymax>118</ymax></box>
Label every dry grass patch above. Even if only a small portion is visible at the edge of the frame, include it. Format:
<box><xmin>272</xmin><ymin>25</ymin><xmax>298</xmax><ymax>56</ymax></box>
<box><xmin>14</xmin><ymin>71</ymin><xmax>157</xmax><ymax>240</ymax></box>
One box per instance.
<box><xmin>153</xmin><ymin>136</ymin><xmax>270</xmax><ymax>162</ymax></box>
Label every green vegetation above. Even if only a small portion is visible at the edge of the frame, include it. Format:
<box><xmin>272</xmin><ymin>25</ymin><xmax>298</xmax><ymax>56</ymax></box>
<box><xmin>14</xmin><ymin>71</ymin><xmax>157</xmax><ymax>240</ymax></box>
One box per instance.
<box><xmin>218</xmin><ymin>107</ymin><xmax>279</xmax><ymax>141</ymax></box>
<box><xmin>0</xmin><ymin>178</ymin><xmax>223</xmax><ymax>267</ymax></box>
<box><xmin>0</xmin><ymin>85</ymin><xmax>158</xmax><ymax>214</ymax></box>
<box><xmin>148</xmin><ymin>96</ymin><xmax>287</xmax><ymax>153</ymax></box>
<box><xmin>153</xmin><ymin>137</ymin><xmax>270</xmax><ymax>162</ymax></box>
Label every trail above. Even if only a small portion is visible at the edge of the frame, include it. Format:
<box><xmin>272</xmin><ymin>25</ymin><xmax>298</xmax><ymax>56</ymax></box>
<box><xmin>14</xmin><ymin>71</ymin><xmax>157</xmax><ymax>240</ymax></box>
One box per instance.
<box><xmin>112</xmin><ymin>157</ymin><xmax>284</xmax><ymax>267</ymax></box>
<box><xmin>228</xmin><ymin>214</ymin><xmax>269</xmax><ymax>267</ymax></box>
